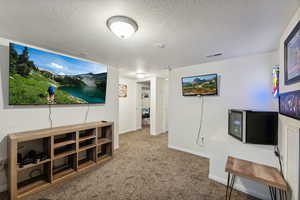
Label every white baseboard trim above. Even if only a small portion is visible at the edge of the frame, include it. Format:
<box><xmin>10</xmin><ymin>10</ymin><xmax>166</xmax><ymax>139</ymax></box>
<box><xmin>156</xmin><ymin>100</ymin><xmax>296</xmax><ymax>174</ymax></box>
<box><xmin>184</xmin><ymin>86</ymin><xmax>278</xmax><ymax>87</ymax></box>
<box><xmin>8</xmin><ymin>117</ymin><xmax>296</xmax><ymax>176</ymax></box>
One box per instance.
<box><xmin>151</xmin><ymin>131</ymin><xmax>167</xmax><ymax>136</ymax></box>
<box><xmin>208</xmin><ymin>174</ymin><xmax>269</xmax><ymax>200</ymax></box>
<box><xmin>167</xmin><ymin>144</ymin><xmax>209</xmax><ymax>159</ymax></box>
<box><xmin>119</xmin><ymin>128</ymin><xmax>138</xmax><ymax>135</ymax></box>
<box><xmin>0</xmin><ymin>184</ymin><xmax>7</xmax><ymax>193</ymax></box>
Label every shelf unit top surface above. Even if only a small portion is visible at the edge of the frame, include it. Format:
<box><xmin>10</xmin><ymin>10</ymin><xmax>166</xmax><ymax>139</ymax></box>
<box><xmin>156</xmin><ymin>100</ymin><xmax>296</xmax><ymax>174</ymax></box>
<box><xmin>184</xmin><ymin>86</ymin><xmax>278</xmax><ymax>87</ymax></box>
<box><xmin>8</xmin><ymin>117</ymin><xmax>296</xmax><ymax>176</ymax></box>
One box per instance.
<box><xmin>9</xmin><ymin>121</ymin><xmax>113</xmax><ymax>141</ymax></box>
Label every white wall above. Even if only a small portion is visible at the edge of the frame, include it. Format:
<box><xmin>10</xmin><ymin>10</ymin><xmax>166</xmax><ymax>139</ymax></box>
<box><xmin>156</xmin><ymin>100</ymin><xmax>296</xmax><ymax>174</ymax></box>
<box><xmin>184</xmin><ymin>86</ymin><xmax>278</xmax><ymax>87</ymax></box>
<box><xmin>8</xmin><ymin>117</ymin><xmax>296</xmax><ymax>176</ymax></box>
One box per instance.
<box><xmin>161</xmin><ymin>78</ymin><xmax>169</xmax><ymax>133</ymax></box>
<box><xmin>168</xmin><ymin>52</ymin><xmax>279</xmax><ymax>199</ymax></box>
<box><xmin>119</xmin><ymin>77</ymin><xmax>137</xmax><ymax>134</ymax></box>
<box><xmin>278</xmin><ymin>7</ymin><xmax>300</xmax><ymax>200</ymax></box>
<box><xmin>155</xmin><ymin>78</ymin><xmax>168</xmax><ymax>134</ymax></box>
<box><xmin>136</xmin><ymin>83</ymin><xmax>142</xmax><ymax>130</ymax></box>
<box><xmin>149</xmin><ymin>77</ymin><xmax>157</xmax><ymax>135</ymax></box>
<box><xmin>0</xmin><ymin>38</ymin><xmax>119</xmax><ymax>192</ymax></box>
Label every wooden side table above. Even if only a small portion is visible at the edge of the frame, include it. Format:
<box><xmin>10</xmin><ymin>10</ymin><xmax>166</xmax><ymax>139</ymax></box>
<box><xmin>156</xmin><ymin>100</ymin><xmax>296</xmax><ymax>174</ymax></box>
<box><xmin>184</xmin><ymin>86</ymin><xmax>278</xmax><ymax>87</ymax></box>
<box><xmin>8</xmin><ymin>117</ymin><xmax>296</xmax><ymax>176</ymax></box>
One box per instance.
<box><xmin>225</xmin><ymin>156</ymin><xmax>288</xmax><ymax>200</ymax></box>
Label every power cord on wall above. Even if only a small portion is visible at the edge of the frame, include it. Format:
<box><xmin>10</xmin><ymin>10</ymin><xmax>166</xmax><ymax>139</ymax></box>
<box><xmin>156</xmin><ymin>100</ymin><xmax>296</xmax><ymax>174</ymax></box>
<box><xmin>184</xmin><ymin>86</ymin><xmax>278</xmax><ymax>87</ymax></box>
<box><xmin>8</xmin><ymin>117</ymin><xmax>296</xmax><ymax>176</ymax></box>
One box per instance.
<box><xmin>274</xmin><ymin>146</ymin><xmax>283</xmax><ymax>176</ymax></box>
<box><xmin>274</xmin><ymin>146</ymin><xmax>287</xmax><ymax>199</ymax></box>
<box><xmin>48</xmin><ymin>104</ymin><xmax>53</xmax><ymax>128</ymax></box>
<box><xmin>48</xmin><ymin>103</ymin><xmax>90</xmax><ymax>128</ymax></box>
<box><xmin>84</xmin><ymin>104</ymin><xmax>90</xmax><ymax>123</ymax></box>
<box><xmin>196</xmin><ymin>95</ymin><xmax>205</xmax><ymax>146</ymax></box>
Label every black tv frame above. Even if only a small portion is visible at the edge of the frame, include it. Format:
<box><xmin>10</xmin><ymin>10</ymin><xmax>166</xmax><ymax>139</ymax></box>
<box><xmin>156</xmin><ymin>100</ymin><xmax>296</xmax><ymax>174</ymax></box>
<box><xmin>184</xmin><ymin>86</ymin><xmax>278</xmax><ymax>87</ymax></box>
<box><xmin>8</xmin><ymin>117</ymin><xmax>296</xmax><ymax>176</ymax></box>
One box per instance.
<box><xmin>228</xmin><ymin>109</ymin><xmax>244</xmax><ymax>142</ymax></box>
<box><xmin>181</xmin><ymin>73</ymin><xmax>218</xmax><ymax>96</ymax></box>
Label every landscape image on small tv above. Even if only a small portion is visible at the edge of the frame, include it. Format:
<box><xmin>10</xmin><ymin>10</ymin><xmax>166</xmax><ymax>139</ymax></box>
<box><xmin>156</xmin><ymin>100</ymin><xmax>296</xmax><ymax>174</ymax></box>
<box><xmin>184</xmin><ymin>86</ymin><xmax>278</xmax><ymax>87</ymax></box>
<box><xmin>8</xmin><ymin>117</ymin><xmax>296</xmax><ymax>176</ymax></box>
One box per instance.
<box><xmin>182</xmin><ymin>74</ymin><xmax>217</xmax><ymax>96</ymax></box>
<box><xmin>9</xmin><ymin>43</ymin><xmax>107</xmax><ymax>105</ymax></box>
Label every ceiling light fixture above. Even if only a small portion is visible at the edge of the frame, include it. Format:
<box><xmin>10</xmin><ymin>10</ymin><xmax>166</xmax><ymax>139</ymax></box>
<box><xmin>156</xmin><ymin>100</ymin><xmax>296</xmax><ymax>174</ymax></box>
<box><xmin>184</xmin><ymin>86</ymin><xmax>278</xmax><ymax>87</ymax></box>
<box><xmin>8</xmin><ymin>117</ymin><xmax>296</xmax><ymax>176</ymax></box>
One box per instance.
<box><xmin>106</xmin><ymin>16</ymin><xmax>138</xmax><ymax>39</ymax></box>
<box><xmin>136</xmin><ymin>73</ymin><xmax>146</xmax><ymax>79</ymax></box>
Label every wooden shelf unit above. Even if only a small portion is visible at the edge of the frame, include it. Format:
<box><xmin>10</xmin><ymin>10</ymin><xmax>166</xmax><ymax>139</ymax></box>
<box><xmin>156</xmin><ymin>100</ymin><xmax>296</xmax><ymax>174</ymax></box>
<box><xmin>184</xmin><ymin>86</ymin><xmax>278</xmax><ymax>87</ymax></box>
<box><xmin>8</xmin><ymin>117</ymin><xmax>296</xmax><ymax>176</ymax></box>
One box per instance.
<box><xmin>8</xmin><ymin>121</ymin><xmax>114</xmax><ymax>200</ymax></box>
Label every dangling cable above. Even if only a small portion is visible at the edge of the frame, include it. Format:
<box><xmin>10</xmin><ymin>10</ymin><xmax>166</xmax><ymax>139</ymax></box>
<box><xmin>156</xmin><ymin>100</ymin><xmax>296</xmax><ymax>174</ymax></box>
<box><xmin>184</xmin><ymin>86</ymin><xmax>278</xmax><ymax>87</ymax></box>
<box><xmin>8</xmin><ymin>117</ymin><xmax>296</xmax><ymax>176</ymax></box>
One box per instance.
<box><xmin>196</xmin><ymin>96</ymin><xmax>205</xmax><ymax>145</ymax></box>
<box><xmin>48</xmin><ymin>104</ymin><xmax>53</xmax><ymax>128</ymax></box>
<box><xmin>274</xmin><ymin>146</ymin><xmax>283</xmax><ymax>176</ymax></box>
<box><xmin>84</xmin><ymin>104</ymin><xmax>90</xmax><ymax>123</ymax></box>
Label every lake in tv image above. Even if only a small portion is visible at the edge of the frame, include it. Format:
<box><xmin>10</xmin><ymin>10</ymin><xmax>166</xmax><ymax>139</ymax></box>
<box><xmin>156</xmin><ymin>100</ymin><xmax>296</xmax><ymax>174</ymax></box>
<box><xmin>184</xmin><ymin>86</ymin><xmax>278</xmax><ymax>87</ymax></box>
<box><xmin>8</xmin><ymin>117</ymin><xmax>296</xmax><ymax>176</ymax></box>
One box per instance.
<box><xmin>9</xmin><ymin>43</ymin><xmax>107</xmax><ymax>105</ymax></box>
<box><xmin>182</xmin><ymin>74</ymin><xmax>217</xmax><ymax>96</ymax></box>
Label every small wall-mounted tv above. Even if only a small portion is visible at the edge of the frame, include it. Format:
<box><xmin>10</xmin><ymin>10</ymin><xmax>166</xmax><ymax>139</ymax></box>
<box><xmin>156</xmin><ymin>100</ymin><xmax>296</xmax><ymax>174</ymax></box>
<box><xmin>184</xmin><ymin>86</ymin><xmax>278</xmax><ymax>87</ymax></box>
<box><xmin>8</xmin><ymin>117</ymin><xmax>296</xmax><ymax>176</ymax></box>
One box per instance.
<box><xmin>279</xmin><ymin>90</ymin><xmax>300</xmax><ymax>120</ymax></box>
<box><xmin>9</xmin><ymin>43</ymin><xmax>108</xmax><ymax>105</ymax></box>
<box><xmin>182</xmin><ymin>73</ymin><xmax>218</xmax><ymax>96</ymax></box>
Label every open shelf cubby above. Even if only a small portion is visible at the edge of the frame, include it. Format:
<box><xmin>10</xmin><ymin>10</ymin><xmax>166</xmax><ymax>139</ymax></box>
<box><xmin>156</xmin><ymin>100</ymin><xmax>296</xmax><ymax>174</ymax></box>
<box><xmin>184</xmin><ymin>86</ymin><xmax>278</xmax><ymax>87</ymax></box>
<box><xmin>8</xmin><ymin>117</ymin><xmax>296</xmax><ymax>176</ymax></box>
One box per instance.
<box><xmin>54</xmin><ymin>143</ymin><xmax>76</xmax><ymax>159</ymax></box>
<box><xmin>53</xmin><ymin>153</ymin><xmax>77</xmax><ymax>181</ymax></box>
<box><xmin>8</xmin><ymin>121</ymin><xmax>113</xmax><ymax>200</ymax></box>
<box><xmin>17</xmin><ymin>138</ymin><xmax>51</xmax><ymax>171</ymax></box>
<box><xmin>79</xmin><ymin>128</ymin><xmax>96</xmax><ymax>139</ymax></box>
<box><xmin>53</xmin><ymin>132</ymin><xmax>76</xmax><ymax>149</ymax></box>
<box><xmin>97</xmin><ymin>126</ymin><xmax>112</xmax><ymax>144</ymax></box>
<box><xmin>78</xmin><ymin>148</ymin><xmax>96</xmax><ymax>171</ymax></box>
<box><xmin>97</xmin><ymin>142</ymin><xmax>112</xmax><ymax>163</ymax></box>
<box><xmin>17</xmin><ymin>161</ymin><xmax>51</xmax><ymax>198</ymax></box>
<box><xmin>79</xmin><ymin>138</ymin><xmax>96</xmax><ymax>151</ymax></box>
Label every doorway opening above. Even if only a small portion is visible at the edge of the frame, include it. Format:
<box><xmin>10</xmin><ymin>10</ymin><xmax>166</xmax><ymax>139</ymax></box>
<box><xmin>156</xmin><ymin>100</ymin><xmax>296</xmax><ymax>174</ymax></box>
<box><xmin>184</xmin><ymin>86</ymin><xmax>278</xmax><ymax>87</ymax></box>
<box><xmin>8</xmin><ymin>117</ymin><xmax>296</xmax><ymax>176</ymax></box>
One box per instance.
<box><xmin>137</xmin><ymin>81</ymin><xmax>151</xmax><ymax>132</ymax></box>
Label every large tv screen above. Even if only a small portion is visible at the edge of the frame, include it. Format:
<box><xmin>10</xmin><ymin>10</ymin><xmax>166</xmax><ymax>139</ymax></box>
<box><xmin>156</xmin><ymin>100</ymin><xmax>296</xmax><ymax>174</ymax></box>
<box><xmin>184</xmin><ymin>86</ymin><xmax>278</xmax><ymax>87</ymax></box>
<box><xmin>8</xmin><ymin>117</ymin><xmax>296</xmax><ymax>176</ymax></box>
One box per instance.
<box><xmin>9</xmin><ymin>43</ymin><xmax>107</xmax><ymax>105</ymax></box>
<box><xmin>182</xmin><ymin>73</ymin><xmax>218</xmax><ymax>96</ymax></box>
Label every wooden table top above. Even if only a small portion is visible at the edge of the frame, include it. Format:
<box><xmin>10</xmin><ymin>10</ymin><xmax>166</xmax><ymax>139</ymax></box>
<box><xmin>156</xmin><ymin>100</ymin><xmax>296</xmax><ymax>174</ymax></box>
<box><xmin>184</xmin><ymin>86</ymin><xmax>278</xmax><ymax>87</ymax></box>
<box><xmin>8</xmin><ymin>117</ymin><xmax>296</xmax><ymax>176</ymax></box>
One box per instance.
<box><xmin>225</xmin><ymin>156</ymin><xmax>288</xmax><ymax>191</ymax></box>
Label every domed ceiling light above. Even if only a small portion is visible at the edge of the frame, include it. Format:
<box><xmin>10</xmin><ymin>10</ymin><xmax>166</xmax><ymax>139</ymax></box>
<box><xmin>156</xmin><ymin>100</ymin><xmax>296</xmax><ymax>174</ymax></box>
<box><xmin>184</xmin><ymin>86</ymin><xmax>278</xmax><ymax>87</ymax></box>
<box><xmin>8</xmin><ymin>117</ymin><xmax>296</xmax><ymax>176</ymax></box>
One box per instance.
<box><xmin>136</xmin><ymin>73</ymin><xmax>146</xmax><ymax>79</ymax></box>
<box><xmin>106</xmin><ymin>16</ymin><xmax>138</xmax><ymax>39</ymax></box>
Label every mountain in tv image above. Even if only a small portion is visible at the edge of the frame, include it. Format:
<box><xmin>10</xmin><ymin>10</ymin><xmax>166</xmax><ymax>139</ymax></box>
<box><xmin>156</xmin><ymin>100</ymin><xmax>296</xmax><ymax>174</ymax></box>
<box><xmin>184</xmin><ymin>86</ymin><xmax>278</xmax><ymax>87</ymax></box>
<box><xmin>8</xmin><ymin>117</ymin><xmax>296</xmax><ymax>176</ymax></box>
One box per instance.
<box><xmin>9</xmin><ymin>43</ymin><xmax>107</xmax><ymax>105</ymax></box>
<box><xmin>182</xmin><ymin>74</ymin><xmax>217</xmax><ymax>95</ymax></box>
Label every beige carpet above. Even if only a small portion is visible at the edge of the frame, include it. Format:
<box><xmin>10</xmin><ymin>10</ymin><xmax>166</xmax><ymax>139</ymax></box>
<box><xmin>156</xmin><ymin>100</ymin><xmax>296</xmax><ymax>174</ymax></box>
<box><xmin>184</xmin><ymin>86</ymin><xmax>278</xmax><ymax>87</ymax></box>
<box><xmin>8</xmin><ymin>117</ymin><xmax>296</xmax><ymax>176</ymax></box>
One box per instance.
<box><xmin>1</xmin><ymin>129</ymin><xmax>258</xmax><ymax>200</ymax></box>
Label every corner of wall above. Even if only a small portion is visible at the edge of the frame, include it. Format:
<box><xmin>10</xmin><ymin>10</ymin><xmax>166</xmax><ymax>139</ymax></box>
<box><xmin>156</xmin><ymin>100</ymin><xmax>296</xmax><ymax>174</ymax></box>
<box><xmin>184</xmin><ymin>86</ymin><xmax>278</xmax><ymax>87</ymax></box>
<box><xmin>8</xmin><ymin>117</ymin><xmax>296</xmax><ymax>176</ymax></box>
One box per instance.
<box><xmin>278</xmin><ymin>6</ymin><xmax>300</xmax><ymax>200</ymax></box>
<box><xmin>168</xmin><ymin>144</ymin><xmax>209</xmax><ymax>159</ymax></box>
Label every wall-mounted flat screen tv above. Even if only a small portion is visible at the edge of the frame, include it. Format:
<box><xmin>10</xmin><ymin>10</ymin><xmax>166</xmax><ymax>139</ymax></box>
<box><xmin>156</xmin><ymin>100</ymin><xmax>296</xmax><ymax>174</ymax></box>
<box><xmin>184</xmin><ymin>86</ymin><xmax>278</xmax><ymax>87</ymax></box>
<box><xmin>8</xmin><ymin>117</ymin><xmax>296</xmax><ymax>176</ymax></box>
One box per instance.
<box><xmin>279</xmin><ymin>90</ymin><xmax>300</xmax><ymax>120</ymax></box>
<box><xmin>182</xmin><ymin>73</ymin><xmax>218</xmax><ymax>96</ymax></box>
<box><xmin>9</xmin><ymin>43</ymin><xmax>107</xmax><ymax>105</ymax></box>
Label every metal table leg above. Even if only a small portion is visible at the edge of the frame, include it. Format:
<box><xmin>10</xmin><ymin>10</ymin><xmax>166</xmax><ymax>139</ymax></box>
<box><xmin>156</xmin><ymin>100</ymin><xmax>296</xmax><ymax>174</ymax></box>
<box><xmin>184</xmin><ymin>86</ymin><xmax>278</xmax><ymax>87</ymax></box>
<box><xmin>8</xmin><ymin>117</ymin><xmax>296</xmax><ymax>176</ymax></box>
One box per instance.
<box><xmin>273</xmin><ymin>187</ymin><xmax>277</xmax><ymax>200</ymax></box>
<box><xmin>281</xmin><ymin>190</ymin><xmax>287</xmax><ymax>200</ymax></box>
<box><xmin>269</xmin><ymin>187</ymin><xmax>273</xmax><ymax>200</ymax></box>
<box><xmin>226</xmin><ymin>172</ymin><xmax>231</xmax><ymax>199</ymax></box>
<box><xmin>269</xmin><ymin>187</ymin><xmax>287</xmax><ymax>200</ymax></box>
<box><xmin>228</xmin><ymin>175</ymin><xmax>236</xmax><ymax>199</ymax></box>
<box><xmin>284</xmin><ymin>191</ymin><xmax>287</xmax><ymax>200</ymax></box>
<box><xmin>225</xmin><ymin>173</ymin><xmax>236</xmax><ymax>200</ymax></box>
<box><xmin>279</xmin><ymin>189</ymin><xmax>283</xmax><ymax>200</ymax></box>
<box><xmin>269</xmin><ymin>186</ymin><xmax>276</xmax><ymax>200</ymax></box>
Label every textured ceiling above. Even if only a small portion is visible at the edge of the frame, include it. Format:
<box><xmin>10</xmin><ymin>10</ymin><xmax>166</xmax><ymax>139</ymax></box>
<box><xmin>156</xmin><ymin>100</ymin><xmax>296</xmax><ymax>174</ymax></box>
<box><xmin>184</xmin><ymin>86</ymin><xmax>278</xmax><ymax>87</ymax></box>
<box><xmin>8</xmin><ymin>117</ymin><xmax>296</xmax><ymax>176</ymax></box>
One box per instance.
<box><xmin>0</xmin><ymin>0</ymin><xmax>298</xmax><ymax>78</ymax></box>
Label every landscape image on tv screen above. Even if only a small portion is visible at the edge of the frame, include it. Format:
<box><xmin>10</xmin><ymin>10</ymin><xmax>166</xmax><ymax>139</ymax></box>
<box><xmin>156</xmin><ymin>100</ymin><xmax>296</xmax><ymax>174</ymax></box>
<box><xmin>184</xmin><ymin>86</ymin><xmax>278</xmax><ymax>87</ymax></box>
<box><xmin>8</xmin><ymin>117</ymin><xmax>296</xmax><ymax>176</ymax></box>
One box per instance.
<box><xmin>182</xmin><ymin>74</ymin><xmax>218</xmax><ymax>96</ymax></box>
<box><xmin>9</xmin><ymin>43</ymin><xmax>107</xmax><ymax>105</ymax></box>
